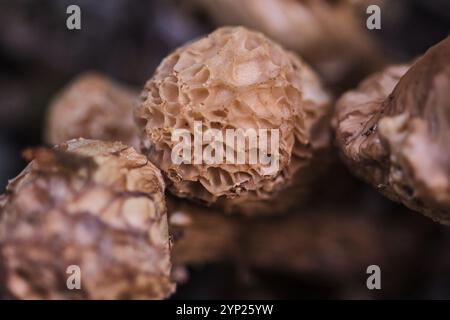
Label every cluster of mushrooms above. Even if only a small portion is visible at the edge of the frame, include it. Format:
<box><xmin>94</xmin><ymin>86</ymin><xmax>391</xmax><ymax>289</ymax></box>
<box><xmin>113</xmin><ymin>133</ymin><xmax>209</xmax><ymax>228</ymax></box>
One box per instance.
<box><xmin>0</xmin><ymin>13</ymin><xmax>449</xmax><ymax>299</ymax></box>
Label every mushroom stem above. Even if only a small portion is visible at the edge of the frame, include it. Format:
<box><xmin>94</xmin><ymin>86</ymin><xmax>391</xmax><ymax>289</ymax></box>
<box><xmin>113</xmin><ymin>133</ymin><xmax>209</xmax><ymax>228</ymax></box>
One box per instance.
<box><xmin>169</xmin><ymin>198</ymin><xmax>430</xmax><ymax>283</ymax></box>
<box><xmin>333</xmin><ymin>36</ymin><xmax>450</xmax><ymax>224</ymax></box>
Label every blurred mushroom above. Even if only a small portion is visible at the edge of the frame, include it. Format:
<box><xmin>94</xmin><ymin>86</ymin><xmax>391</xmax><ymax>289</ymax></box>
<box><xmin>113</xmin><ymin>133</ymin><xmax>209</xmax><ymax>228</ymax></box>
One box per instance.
<box><xmin>333</xmin><ymin>36</ymin><xmax>450</xmax><ymax>224</ymax></box>
<box><xmin>135</xmin><ymin>26</ymin><xmax>331</xmax><ymax>214</ymax></box>
<box><xmin>0</xmin><ymin>139</ymin><xmax>174</xmax><ymax>299</ymax></box>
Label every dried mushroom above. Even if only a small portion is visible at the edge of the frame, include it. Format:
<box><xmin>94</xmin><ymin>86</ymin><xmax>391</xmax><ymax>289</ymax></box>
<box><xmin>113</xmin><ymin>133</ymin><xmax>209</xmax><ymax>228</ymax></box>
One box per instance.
<box><xmin>45</xmin><ymin>73</ymin><xmax>140</xmax><ymax>150</ymax></box>
<box><xmin>168</xmin><ymin>198</ymin><xmax>428</xmax><ymax>298</ymax></box>
<box><xmin>182</xmin><ymin>0</ymin><xmax>386</xmax><ymax>91</ymax></box>
<box><xmin>0</xmin><ymin>139</ymin><xmax>174</xmax><ymax>299</ymax></box>
<box><xmin>135</xmin><ymin>26</ymin><xmax>331</xmax><ymax>214</ymax></box>
<box><xmin>333</xmin><ymin>36</ymin><xmax>450</xmax><ymax>224</ymax></box>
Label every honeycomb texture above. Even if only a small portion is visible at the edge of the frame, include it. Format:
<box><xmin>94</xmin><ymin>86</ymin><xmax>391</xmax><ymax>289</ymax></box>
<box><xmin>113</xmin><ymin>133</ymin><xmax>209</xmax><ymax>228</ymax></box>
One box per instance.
<box><xmin>135</xmin><ymin>26</ymin><xmax>330</xmax><ymax>214</ymax></box>
<box><xmin>0</xmin><ymin>139</ymin><xmax>174</xmax><ymax>299</ymax></box>
<box><xmin>333</xmin><ymin>37</ymin><xmax>450</xmax><ymax>224</ymax></box>
<box><xmin>45</xmin><ymin>72</ymin><xmax>140</xmax><ymax>150</ymax></box>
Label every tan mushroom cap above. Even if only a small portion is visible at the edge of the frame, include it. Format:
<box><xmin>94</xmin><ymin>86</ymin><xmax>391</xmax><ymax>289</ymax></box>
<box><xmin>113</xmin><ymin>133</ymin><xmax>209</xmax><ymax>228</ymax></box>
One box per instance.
<box><xmin>135</xmin><ymin>26</ymin><xmax>331</xmax><ymax>214</ymax></box>
<box><xmin>0</xmin><ymin>139</ymin><xmax>174</xmax><ymax>299</ymax></box>
<box><xmin>45</xmin><ymin>72</ymin><xmax>140</xmax><ymax>150</ymax></box>
<box><xmin>333</xmin><ymin>36</ymin><xmax>450</xmax><ymax>224</ymax></box>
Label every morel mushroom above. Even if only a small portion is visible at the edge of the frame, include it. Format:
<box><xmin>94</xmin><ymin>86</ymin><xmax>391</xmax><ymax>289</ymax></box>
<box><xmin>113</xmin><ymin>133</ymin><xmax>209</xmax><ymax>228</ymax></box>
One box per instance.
<box><xmin>135</xmin><ymin>26</ymin><xmax>331</xmax><ymax>214</ymax></box>
<box><xmin>45</xmin><ymin>73</ymin><xmax>140</xmax><ymax>149</ymax></box>
<box><xmin>0</xmin><ymin>139</ymin><xmax>174</xmax><ymax>299</ymax></box>
<box><xmin>333</xmin><ymin>36</ymin><xmax>450</xmax><ymax>224</ymax></box>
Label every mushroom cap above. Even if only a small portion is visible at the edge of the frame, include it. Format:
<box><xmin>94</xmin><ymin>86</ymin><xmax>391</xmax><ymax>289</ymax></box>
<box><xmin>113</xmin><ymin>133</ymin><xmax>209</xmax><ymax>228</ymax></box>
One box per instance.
<box><xmin>135</xmin><ymin>26</ymin><xmax>331</xmax><ymax>214</ymax></box>
<box><xmin>0</xmin><ymin>139</ymin><xmax>174</xmax><ymax>299</ymax></box>
<box><xmin>45</xmin><ymin>73</ymin><xmax>140</xmax><ymax>150</ymax></box>
<box><xmin>333</xmin><ymin>36</ymin><xmax>450</xmax><ymax>223</ymax></box>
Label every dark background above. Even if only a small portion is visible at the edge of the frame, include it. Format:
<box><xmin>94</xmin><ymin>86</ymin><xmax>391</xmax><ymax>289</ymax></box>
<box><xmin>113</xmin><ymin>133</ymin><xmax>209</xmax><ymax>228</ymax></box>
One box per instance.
<box><xmin>0</xmin><ymin>0</ymin><xmax>449</xmax><ymax>299</ymax></box>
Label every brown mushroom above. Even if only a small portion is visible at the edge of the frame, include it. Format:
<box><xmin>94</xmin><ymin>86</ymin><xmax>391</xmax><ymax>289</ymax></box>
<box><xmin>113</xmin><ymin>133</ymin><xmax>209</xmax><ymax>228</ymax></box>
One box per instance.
<box><xmin>0</xmin><ymin>139</ymin><xmax>174</xmax><ymax>299</ymax></box>
<box><xmin>333</xmin><ymin>36</ymin><xmax>450</xmax><ymax>224</ymax></box>
<box><xmin>45</xmin><ymin>72</ymin><xmax>140</xmax><ymax>150</ymax></box>
<box><xmin>135</xmin><ymin>26</ymin><xmax>331</xmax><ymax>214</ymax></box>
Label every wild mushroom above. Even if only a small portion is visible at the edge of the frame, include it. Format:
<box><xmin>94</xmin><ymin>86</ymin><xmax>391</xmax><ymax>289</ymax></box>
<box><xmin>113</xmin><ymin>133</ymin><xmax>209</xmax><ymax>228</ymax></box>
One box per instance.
<box><xmin>135</xmin><ymin>26</ymin><xmax>331</xmax><ymax>214</ymax></box>
<box><xmin>0</xmin><ymin>139</ymin><xmax>174</xmax><ymax>299</ymax></box>
<box><xmin>333</xmin><ymin>36</ymin><xmax>450</xmax><ymax>224</ymax></box>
